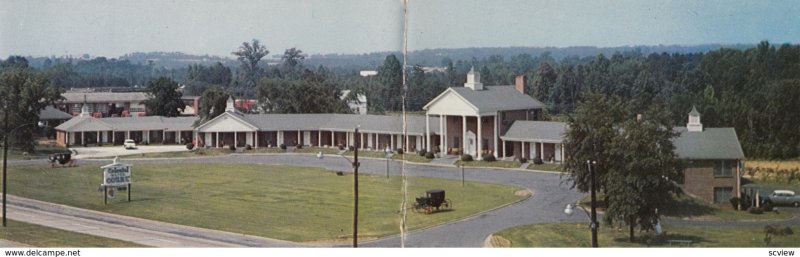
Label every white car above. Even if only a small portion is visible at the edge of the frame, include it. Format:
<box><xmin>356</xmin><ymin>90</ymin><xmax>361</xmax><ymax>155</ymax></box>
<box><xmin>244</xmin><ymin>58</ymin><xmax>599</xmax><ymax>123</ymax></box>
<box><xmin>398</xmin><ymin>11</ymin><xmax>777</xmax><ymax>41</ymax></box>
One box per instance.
<box><xmin>123</xmin><ymin>139</ymin><xmax>137</xmax><ymax>150</ymax></box>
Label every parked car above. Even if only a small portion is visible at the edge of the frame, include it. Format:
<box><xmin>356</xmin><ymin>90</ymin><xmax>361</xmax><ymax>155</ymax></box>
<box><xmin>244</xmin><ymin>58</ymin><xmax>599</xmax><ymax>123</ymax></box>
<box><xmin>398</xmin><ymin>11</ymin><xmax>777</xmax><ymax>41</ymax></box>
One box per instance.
<box><xmin>764</xmin><ymin>190</ymin><xmax>800</xmax><ymax>208</ymax></box>
<box><xmin>123</xmin><ymin>139</ymin><xmax>137</xmax><ymax>150</ymax></box>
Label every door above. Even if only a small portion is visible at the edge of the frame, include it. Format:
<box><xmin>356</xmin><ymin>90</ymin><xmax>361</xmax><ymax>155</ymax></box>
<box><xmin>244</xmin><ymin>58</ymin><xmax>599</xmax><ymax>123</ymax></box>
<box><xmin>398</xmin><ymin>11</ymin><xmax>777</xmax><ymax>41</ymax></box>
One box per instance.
<box><xmin>465</xmin><ymin>131</ymin><xmax>476</xmax><ymax>156</ymax></box>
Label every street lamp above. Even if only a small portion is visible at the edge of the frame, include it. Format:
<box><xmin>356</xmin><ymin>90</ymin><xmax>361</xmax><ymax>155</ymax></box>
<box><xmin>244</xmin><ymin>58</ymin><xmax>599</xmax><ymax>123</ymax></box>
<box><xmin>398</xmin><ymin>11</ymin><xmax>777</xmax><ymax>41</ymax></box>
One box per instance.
<box><xmin>2</xmin><ymin>121</ymin><xmax>43</xmax><ymax>227</ymax></box>
<box><xmin>318</xmin><ymin>126</ymin><xmax>360</xmax><ymax>247</ymax></box>
<box><xmin>564</xmin><ymin>159</ymin><xmax>599</xmax><ymax>247</ymax></box>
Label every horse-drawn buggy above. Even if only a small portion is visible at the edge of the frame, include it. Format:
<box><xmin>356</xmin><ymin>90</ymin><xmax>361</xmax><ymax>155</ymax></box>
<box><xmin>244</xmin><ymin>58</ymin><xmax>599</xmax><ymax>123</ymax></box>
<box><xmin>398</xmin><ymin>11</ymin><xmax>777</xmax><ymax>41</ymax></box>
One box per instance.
<box><xmin>412</xmin><ymin>189</ymin><xmax>452</xmax><ymax>214</ymax></box>
<box><xmin>48</xmin><ymin>152</ymin><xmax>77</xmax><ymax>168</ymax></box>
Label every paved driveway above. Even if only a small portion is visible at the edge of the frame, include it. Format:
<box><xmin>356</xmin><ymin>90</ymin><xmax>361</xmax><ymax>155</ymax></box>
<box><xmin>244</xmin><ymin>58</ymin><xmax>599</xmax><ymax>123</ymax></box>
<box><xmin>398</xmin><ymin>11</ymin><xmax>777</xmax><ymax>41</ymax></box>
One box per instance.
<box><xmin>71</xmin><ymin>145</ymin><xmax>188</xmax><ymax>159</ymax></box>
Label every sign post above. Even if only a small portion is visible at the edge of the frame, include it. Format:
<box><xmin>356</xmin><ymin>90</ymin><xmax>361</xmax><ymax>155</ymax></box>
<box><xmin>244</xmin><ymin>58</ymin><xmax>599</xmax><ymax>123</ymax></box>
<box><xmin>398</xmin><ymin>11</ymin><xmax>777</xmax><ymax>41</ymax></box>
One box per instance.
<box><xmin>101</xmin><ymin>157</ymin><xmax>132</xmax><ymax>204</ymax></box>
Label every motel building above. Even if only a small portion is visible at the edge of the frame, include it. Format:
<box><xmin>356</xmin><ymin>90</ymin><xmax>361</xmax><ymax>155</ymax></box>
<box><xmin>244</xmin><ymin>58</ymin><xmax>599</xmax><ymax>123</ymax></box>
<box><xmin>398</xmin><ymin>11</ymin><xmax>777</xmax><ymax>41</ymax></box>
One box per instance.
<box><xmin>54</xmin><ymin>70</ymin><xmax>743</xmax><ymax>204</ymax></box>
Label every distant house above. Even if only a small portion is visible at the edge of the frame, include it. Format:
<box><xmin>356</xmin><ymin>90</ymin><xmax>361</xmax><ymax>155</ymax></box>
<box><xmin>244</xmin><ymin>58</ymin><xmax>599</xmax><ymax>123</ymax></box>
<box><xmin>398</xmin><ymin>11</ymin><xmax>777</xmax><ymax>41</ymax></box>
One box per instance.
<box><xmin>340</xmin><ymin>90</ymin><xmax>367</xmax><ymax>115</ymax></box>
<box><xmin>57</xmin><ymin>91</ymin><xmax>149</xmax><ymax>117</ymax></box>
<box><xmin>673</xmin><ymin>106</ymin><xmax>744</xmax><ymax>204</ymax></box>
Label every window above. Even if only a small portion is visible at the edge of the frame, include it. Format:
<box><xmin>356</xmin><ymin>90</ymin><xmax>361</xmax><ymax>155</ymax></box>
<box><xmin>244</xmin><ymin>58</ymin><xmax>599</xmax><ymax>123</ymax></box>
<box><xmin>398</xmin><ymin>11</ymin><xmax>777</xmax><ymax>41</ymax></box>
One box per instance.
<box><xmin>713</xmin><ymin>187</ymin><xmax>733</xmax><ymax>204</ymax></box>
<box><xmin>713</xmin><ymin>160</ymin><xmax>734</xmax><ymax>177</ymax></box>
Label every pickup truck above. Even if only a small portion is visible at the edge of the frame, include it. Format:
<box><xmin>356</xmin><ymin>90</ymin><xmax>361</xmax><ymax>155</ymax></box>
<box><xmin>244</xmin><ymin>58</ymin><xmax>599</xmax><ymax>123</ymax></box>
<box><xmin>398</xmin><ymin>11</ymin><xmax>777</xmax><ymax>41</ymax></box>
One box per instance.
<box><xmin>764</xmin><ymin>190</ymin><xmax>800</xmax><ymax>208</ymax></box>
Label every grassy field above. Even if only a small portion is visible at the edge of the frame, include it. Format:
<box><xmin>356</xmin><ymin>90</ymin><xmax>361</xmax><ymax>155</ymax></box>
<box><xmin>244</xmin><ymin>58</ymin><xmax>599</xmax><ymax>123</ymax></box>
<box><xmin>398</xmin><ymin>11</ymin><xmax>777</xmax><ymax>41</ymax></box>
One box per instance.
<box><xmin>493</xmin><ymin>223</ymin><xmax>800</xmax><ymax>247</ymax></box>
<box><xmin>0</xmin><ymin>219</ymin><xmax>143</xmax><ymax>247</ymax></box>
<box><xmin>3</xmin><ymin>145</ymin><xmax>70</xmax><ymax>160</ymax></box>
<box><xmin>393</xmin><ymin>154</ymin><xmax>433</xmax><ymax>163</ymax></box>
<box><xmin>7</xmin><ymin>163</ymin><xmax>524</xmax><ymax>243</ymax></box>
<box><xmin>527</xmin><ymin>163</ymin><xmax>564</xmax><ymax>172</ymax></box>
<box><xmin>294</xmin><ymin>147</ymin><xmax>342</xmax><ymax>155</ymax></box>
<box><xmin>455</xmin><ymin>160</ymin><xmax>523</xmax><ymax>169</ymax></box>
<box><xmin>746</xmin><ymin>160</ymin><xmax>800</xmax><ymax>170</ymax></box>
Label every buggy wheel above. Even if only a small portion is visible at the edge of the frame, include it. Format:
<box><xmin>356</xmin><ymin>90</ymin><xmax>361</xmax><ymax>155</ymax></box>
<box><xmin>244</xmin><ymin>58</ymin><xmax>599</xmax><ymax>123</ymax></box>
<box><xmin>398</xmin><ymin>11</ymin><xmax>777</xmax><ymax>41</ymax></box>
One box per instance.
<box><xmin>442</xmin><ymin>199</ymin><xmax>452</xmax><ymax>209</ymax></box>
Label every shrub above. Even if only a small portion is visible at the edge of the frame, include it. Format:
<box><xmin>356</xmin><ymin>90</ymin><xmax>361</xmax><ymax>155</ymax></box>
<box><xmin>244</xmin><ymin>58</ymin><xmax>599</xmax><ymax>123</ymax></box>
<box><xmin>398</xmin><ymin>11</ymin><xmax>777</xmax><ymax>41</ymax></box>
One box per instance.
<box><xmin>348</xmin><ymin>146</ymin><xmax>355</xmax><ymax>151</ymax></box>
<box><xmin>533</xmin><ymin>157</ymin><xmax>544</xmax><ymax>165</ymax></box>
<box><xmin>482</xmin><ymin>154</ymin><xmax>496</xmax><ymax>162</ymax></box>
<box><xmin>519</xmin><ymin>157</ymin><xmax>528</xmax><ymax>163</ymax></box>
<box><xmin>433</xmin><ymin>146</ymin><xmax>440</xmax><ymax>153</ymax></box>
<box><xmin>730</xmin><ymin>197</ymin><xmax>742</xmax><ymax>210</ymax></box>
<box><xmin>425</xmin><ymin>152</ymin><xmax>435</xmax><ymax>159</ymax></box>
<box><xmin>280</xmin><ymin>144</ymin><xmax>287</xmax><ymax>150</ymax></box>
<box><xmin>186</xmin><ymin>143</ymin><xmax>195</xmax><ymax>150</ymax></box>
<box><xmin>245</xmin><ymin>144</ymin><xmax>252</xmax><ymax>150</ymax></box>
<box><xmin>338</xmin><ymin>145</ymin><xmax>345</xmax><ymax>150</ymax></box>
<box><xmin>749</xmin><ymin>206</ymin><xmax>764</xmax><ymax>214</ymax></box>
<box><xmin>83</xmin><ymin>143</ymin><xmax>88</xmax><ymax>147</ymax></box>
<box><xmin>762</xmin><ymin>202</ymin><xmax>773</xmax><ymax>212</ymax></box>
<box><xmin>461</xmin><ymin>154</ymin><xmax>473</xmax><ymax>162</ymax></box>
<box><xmin>395</xmin><ymin>148</ymin><xmax>404</xmax><ymax>155</ymax></box>
<box><xmin>418</xmin><ymin>149</ymin><xmax>427</xmax><ymax>156</ymax></box>
<box><xmin>296</xmin><ymin>144</ymin><xmax>303</xmax><ymax>149</ymax></box>
<box><xmin>228</xmin><ymin>145</ymin><xmax>236</xmax><ymax>151</ymax></box>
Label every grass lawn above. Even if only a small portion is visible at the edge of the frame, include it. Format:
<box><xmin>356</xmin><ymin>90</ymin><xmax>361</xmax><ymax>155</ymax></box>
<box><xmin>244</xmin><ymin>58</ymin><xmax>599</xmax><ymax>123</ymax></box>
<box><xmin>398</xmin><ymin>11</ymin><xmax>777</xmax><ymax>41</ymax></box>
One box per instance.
<box><xmin>0</xmin><ymin>219</ymin><xmax>142</xmax><ymax>247</ymax></box>
<box><xmin>455</xmin><ymin>160</ymin><xmax>522</xmax><ymax>169</ymax></box>
<box><xmin>493</xmin><ymin>222</ymin><xmax>800</xmax><ymax>247</ymax></box>
<box><xmin>527</xmin><ymin>163</ymin><xmax>564</xmax><ymax>172</ymax></box>
<box><xmin>293</xmin><ymin>147</ymin><xmax>341</xmax><ymax>155</ymax></box>
<box><xmin>7</xmin><ymin>163</ymin><xmax>524</xmax><ymax>243</ymax></box>
<box><xmin>3</xmin><ymin>145</ymin><xmax>70</xmax><ymax>160</ymax></box>
<box><xmin>579</xmin><ymin>194</ymin><xmax>794</xmax><ymax>221</ymax></box>
<box><xmin>393</xmin><ymin>154</ymin><xmax>433</xmax><ymax>163</ymax></box>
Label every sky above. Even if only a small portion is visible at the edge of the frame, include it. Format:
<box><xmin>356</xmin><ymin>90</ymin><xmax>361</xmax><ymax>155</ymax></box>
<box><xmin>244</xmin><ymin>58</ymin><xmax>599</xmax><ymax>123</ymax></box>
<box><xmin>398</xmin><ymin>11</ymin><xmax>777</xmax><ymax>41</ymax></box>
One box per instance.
<box><xmin>2</xmin><ymin>0</ymin><xmax>800</xmax><ymax>58</ymax></box>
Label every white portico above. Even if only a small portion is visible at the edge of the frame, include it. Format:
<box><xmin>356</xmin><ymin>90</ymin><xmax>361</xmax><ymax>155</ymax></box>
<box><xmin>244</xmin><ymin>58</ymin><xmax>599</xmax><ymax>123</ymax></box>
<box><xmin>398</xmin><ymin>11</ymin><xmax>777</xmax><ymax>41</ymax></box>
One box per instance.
<box><xmin>423</xmin><ymin>68</ymin><xmax>544</xmax><ymax>159</ymax></box>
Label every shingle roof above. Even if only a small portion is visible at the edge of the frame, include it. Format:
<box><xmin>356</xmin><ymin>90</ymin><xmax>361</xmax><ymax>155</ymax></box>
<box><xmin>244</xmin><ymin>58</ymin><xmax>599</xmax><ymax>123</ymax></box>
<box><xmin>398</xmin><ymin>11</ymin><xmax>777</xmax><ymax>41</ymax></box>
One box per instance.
<box><xmin>241</xmin><ymin>113</ymin><xmax>439</xmax><ymax>135</ymax></box>
<box><xmin>500</xmin><ymin>121</ymin><xmax>567</xmax><ymax>143</ymax></box>
<box><xmin>672</xmin><ymin>127</ymin><xmax>745</xmax><ymax>160</ymax></box>
<box><xmin>61</xmin><ymin>92</ymin><xmax>149</xmax><ymax>103</ymax></box>
<box><xmin>55</xmin><ymin>116</ymin><xmax>114</xmax><ymax>132</ymax></box>
<box><xmin>38</xmin><ymin>106</ymin><xmax>73</xmax><ymax>120</ymax></box>
<box><xmin>101</xmin><ymin>116</ymin><xmax>196</xmax><ymax>131</ymax></box>
<box><xmin>445</xmin><ymin>86</ymin><xmax>544</xmax><ymax>112</ymax></box>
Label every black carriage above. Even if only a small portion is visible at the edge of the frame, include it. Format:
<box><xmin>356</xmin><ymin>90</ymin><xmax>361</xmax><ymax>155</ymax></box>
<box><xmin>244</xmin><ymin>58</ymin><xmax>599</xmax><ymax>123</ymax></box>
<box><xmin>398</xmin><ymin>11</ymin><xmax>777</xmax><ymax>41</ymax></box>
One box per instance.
<box><xmin>412</xmin><ymin>189</ymin><xmax>452</xmax><ymax>214</ymax></box>
<box><xmin>48</xmin><ymin>152</ymin><xmax>77</xmax><ymax>167</ymax></box>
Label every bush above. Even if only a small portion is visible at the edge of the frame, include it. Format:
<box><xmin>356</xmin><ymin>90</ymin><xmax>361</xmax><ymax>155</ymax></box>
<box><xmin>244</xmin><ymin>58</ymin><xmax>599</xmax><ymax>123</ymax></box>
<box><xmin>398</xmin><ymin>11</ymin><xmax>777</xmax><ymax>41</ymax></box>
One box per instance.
<box><xmin>280</xmin><ymin>144</ymin><xmax>287</xmax><ymax>150</ymax></box>
<box><xmin>186</xmin><ymin>143</ymin><xmax>195</xmax><ymax>150</ymax></box>
<box><xmin>519</xmin><ymin>157</ymin><xmax>528</xmax><ymax>163</ymax></box>
<box><xmin>245</xmin><ymin>144</ymin><xmax>252</xmax><ymax>150</ymax></box>
<box><xmin>749</xmin><ymin>206</ymin><xmax>764</xmax><ymax>214</ymax></box>
<box><xmin>338</xmin><ymin>145</ymin><xmax>345</xmax><ymax>150</ymax></box>
<box><xmin>433</xmin><ymin>146</ymin><xmax>440</xmax><ymax>153</ymax></box>
<box><xmin>348</xmin><ymin>146</ymin><xmax>355</xmax><ymax>151</ymax></box>
<box><xmin>425</xmin><ymin>152</ymin><xmax>435</xmax><ymax>159</ymax></box>
<box><xmin>296</xmin><ymin>144</ymin><xmax>302</xmax><ymax>149</ymax></box>
<box><xmin>395</xmin><ymin>148</ymin><xmax>404</xmax><ymax>155</ymax></box>
<box><xmin>228</xmin><ymin>145</ymin><xmax>236</xmax><ymax>151</ymax></box>
<box><xmin>461</xmin><ymin>154</ymin><xmax>473</xmax><ymax>162</ymax></box>
<box><xmin>533</xmin><ymin>157</ymin><xmax>544</xmax><ymax>165</ymax></box>
<box><xmin>418</xmin><ymin>149</ymin><xmax>427</xmax><ymax>156</ymax></box>
<box><xmin>482</xmin><ymin>154</ymin><xmax>496</xmax><ymax>162</ymax></box>
<box><xmin>762</xmin><ymin>202</ymin><xmax>774</xmax><ymax>212</ymax></box>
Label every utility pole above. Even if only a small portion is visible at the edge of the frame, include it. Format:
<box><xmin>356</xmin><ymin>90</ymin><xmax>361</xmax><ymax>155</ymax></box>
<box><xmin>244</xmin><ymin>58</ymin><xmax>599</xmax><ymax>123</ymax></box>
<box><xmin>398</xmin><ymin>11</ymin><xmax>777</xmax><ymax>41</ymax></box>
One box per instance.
<box><xmin>588</xmin><ymin>160</ymin><xmax>598</xmax><ymax>248</ymax></box>
<box><xmin>352</xmin><ymin>127</ymin><xmax>359</xmax><ymax>248</ymax></box>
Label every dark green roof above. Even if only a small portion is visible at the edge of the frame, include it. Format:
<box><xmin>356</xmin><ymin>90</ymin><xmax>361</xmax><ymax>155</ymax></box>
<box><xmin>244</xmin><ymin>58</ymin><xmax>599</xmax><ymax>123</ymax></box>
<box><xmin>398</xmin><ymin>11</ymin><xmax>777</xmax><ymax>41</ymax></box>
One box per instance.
<box><xmin>447</xmin><ymin>86</ymin><xmax>544</xmax><ymax>112</ymax></box>
<box><xmin>500</xmin><ymin>121</ymin><xmax>567</xmax><ymax>143</ymax></box>
<box><xmin>673</xmin><ymin>127</ymin><xmax>744</xmax><ymax>160</ymax></box>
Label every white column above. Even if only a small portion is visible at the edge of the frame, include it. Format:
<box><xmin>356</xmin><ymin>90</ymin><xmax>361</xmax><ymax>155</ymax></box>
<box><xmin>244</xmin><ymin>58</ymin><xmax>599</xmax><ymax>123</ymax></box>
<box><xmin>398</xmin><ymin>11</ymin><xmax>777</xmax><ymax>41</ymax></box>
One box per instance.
<box><xmin>318</xmin><ymin>131</ymin><xmax>322</xmax><ymax>147</ymax></box>
<box><xmin>477</xmin><ymin>115</ymin><xmax>482</xmax><ymax>159</ymax></box>
<box><xmin>234</xmin><ymin>131</ymin><xmax>239</xmax><ymax>147</ymax></box>
<box><xmin>501</xmin><ymin>139</ymin><xmax>505</xmax><ymax>157</ymax></box>
<box><xmin>462</xmin><ymin>116</ymin><xmax>467</xmax><ymax>154</ymax></box>
<box><xmin>297</xmin><ymin>131</ymin><xmax>301</xmax><ymax>146</ymax></box>
<box><xmin>95</xmin><ymin>131</ymin><xmax>99</xmax><ymax>144</ymax></box>
<box><xmin>439</xmin><ymin>115</ymin><xmax>444</xmax><ymax>154</ymax></box>
<box><xmin>493</xmin><ymin>114</ymin><xmax>498</xmax><ymax>158</ymax></box>
<box><xmin>390</xmin><ymin>134</ymin><xmax>395</xmax><ymax>150</ymax></box>
<box><xmin>111</xmin><ymin>131</ymin><xmax>115</xmax><ymax>144</ymax></box>
<box><xmin>216</xmin><ymin>132</ymin><xmax>220</xmax><ymax>147</ymax></box>
<box><xmin>522</xmin><ymin>142</ymin><xmax>526</xmax><ymax>159</ymax></box>
<box><xmin>163</xmin><ymin>130</ymin><xmax>166</xmax><ymax>144</ymax></box>
<box><xmin>255</xmin><ymin>132</ymin><xmax>259</xmax><ymax>148</ymax></box>
<box><xmin>278</xmin><ymin>131</ymin><xmax>284</xmax><ymax>145</ymax></box>
<box><xmin>426</xmin><ymin>114</ymin><xmax>431</xmax><ymax>152</ymax></box>
<box><xmin>360</xmin><ymin>132</ymin><xmax>364</xmax><ymax>149</ymax></box>
<box><xmin>331</xmin><ymin>131</ymin><xmax>335</xmax><ymax>146</ymax></box>
<box><xmin>540</xmin><ymin>142</ymin><xmax>545</xmax><ymax>161</ymax></box>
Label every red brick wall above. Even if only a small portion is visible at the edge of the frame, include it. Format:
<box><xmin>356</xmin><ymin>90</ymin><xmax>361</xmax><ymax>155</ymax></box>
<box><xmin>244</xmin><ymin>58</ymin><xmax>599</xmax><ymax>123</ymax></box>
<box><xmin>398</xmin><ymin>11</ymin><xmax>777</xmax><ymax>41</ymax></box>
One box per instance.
<box><xmin>680</xmin><ymin>160</ymin><xmax>739</xmax><ymax>204</ymax></box>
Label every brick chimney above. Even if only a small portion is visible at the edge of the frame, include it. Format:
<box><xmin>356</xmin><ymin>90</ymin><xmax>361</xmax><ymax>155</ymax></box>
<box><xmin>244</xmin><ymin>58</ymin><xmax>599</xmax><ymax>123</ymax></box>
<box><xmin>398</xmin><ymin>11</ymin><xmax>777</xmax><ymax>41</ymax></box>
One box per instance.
<box><xmin>515</xmin><ymin>75</ymin><xmax>525</xmax><ymax>94</ymax></box>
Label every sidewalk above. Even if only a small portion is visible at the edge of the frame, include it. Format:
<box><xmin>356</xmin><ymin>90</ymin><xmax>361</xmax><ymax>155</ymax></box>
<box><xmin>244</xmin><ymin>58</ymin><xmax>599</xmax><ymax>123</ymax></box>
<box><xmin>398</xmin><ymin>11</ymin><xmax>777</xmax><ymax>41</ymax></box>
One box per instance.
<box><xmin>1</xmin><ymin>195</ymin><xmax>302</xmax><ymax>247</ymax></box>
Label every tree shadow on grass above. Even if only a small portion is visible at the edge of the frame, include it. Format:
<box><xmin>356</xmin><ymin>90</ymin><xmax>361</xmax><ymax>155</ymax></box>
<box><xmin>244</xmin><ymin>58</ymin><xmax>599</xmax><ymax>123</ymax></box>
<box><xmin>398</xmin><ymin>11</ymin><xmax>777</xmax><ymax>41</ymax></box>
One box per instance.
<box><xmin>613</xmin><ymin>233</ymin><xmax>712</xmax><ymax>247</ymax></box>
<box><xmin>659</xmin><ymin>195</ymin><xmax>717</xmax><ymax>218</ymax></box>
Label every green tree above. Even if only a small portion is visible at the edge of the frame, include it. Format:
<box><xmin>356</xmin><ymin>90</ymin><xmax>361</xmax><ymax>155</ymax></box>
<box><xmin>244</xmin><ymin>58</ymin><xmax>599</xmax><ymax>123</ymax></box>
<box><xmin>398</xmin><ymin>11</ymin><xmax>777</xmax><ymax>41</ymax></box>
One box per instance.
<box><xmin>232</xmin><ymin>39</ymin><xmax>269</xmax><ymax>98</ymax></box>
<box><xmin>143</xmin><ymin>77</ymin><xmax>186</xmax><ymax>117</ymax></box>
<box><xmin>280</xmin><ymin>48</ymin><xmax>305</xmax><ymax>79</ymax></box>
<box><xmin>564</xmin><ymin>93</ymin><xmax>683</xmax><ymax>243</ymax></box>
<box><xmin>1</xmin><ymin>56</ymin><xmax>62</xmax><ymax>152</ymax></box>
<box><xmin>376</xmin><ymin>54</ymin><xmax>403</xmax><ymax>112</ymax></box>
<box><xmin>195</xmin><ymin>85</ymin><xmax>231</xmax><ymax>126</ymax></box>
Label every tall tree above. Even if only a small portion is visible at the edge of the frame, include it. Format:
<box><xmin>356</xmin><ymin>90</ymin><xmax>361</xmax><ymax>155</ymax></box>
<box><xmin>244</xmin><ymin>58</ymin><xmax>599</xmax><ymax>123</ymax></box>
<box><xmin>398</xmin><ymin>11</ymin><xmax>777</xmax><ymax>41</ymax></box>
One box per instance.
<box><xmin>143</xmin><ymin>77</ymin><xmax>186</xmax><ymax>117</ymax></box>
<box><xmin>0</xmin><ymin>56</ymin><xmax>62</xmax><ymax>151</ymax></box>
<box><xmin>564</xmin><ymin>93</ymin><xmax>683</xmax><ymax>243</ymax></box>
<box><xmin>376</xmin><ymin>54</ymin><xmax>403</xmax><ymax>112</ymax></box>
<box><xmin>194</xmin><ymin>85</ymin><xmax>231</xmax><ymax>126</ymax></box>
<box><xmin>232</xmin><ymin>39</ymin><xmax>269</xmax><ymax>98</ymax></box>
<box><xmin>281</xmin><ymin>48</ymin><xmax>305</xmax><ymax>79</ymax></box>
